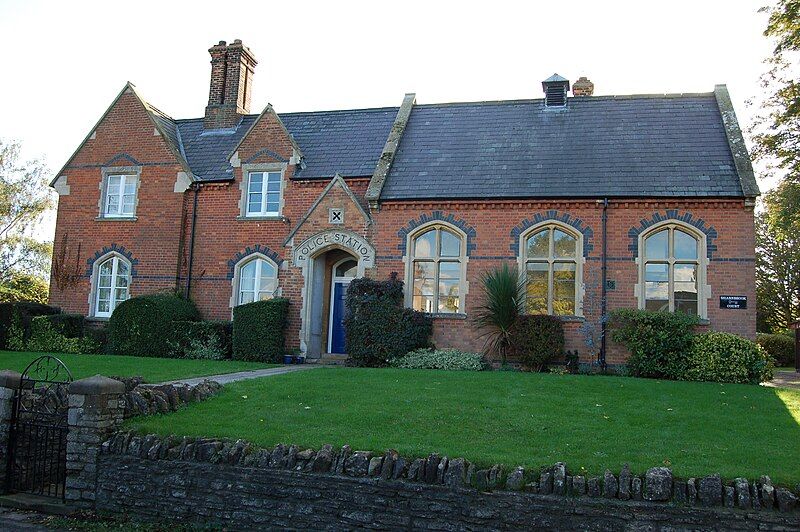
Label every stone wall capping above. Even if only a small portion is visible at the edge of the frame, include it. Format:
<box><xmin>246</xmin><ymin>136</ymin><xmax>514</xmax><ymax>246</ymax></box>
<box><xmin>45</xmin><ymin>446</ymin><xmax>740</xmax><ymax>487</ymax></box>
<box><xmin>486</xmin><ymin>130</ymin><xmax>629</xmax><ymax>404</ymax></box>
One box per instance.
<box><xmin>0</xmin><ymin>370</ymin><xmax>22</xmax><ymax>390</ymax></box>
<box><xmin>69</xmin><ymin>375</ymin><xmax>126</xmax><ymax>395</ymax></box>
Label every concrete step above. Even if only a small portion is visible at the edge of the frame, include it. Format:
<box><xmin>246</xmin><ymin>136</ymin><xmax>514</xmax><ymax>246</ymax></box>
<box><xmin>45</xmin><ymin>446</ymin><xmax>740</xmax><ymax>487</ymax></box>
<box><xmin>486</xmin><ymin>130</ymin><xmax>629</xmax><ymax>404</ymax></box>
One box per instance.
<box><xmin>316</xmin><ymin>354</ymin><xmax>349</xmax><ymax>366</ymax></box>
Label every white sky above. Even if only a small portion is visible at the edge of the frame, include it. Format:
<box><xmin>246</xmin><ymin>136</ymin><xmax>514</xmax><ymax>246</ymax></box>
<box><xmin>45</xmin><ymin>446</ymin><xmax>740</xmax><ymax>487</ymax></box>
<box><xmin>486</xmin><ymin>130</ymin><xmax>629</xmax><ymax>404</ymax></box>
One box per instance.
<box><xmin>0</xmin><ymin>0</ymin><xmax>778</xmax><ymax>240</ymax></box>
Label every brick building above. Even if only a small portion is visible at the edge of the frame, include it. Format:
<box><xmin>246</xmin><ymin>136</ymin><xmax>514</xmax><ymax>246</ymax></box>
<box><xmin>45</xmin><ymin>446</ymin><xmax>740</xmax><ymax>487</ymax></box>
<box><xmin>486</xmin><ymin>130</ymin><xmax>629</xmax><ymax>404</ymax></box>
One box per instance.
<box><xmin>49</xmin><ymin>41</ymin><xmax>759</xmax><ymax>365</ymax></box>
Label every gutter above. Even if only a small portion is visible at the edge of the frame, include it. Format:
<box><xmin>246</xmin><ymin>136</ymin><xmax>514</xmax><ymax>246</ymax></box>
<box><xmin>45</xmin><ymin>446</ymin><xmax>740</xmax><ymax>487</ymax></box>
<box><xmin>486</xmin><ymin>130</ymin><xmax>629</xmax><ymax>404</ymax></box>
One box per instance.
<box><xmin>185</xmin><ymin>184</ymin><xmax>200</xmax><ymax>299</ymax></box>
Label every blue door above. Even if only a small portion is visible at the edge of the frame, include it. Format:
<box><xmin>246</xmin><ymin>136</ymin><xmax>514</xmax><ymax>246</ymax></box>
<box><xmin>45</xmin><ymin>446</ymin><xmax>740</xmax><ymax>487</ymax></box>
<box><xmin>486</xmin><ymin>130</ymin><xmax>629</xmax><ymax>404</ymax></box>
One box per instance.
<box><xmin>330</xmin><ymin>282</ymin><xmax>348</xmax><ymax>353</ymax></box>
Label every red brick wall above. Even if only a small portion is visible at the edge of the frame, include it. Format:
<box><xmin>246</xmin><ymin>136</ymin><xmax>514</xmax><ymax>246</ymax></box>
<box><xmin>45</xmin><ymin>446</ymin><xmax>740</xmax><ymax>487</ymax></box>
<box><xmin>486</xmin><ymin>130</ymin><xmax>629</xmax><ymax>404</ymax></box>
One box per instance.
<box><xmin>49</xmin><ymin>88</ymin><xmax>186</xmax><ymax>316</ymax></box>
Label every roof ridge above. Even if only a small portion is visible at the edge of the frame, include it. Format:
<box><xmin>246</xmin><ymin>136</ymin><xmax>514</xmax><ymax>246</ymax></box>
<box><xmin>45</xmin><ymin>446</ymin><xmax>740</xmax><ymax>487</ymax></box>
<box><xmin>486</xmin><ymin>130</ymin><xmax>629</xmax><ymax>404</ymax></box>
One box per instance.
<box><xmin>412</xmin><ymin>92</ymin><xmax>716</xmax><ymax>108</ymax></box>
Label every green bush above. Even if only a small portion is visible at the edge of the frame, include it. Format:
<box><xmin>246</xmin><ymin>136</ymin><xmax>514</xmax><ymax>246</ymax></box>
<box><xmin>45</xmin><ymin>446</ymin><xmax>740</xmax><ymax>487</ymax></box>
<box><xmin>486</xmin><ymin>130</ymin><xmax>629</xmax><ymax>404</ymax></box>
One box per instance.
<box><xmin>344</xmin><ymin>275</ymin><xmax>433</xmax><ymax>367</ymax></box>
<box><xmin>390</xmin><ymin>348</ymin><xmax>486</xmax><ymax>370</ymax></box>
<box><xmin>610</xmin><ymin>309</ymin><xmax>699</xmax><ymax>379</ymax></box>
<box><xmin>687</xmin><ymin>332</ymin><xmax>775</xmax><ymax>384</ymax></box>
<box><xmin>757</xmin><ymin>333</ymin><xmax>795</xmax><ymax>367</ymax></box>
<box><xmin>41</xmin><ymin>314</ymin><xmax>84</xmax><ymax>338</ymax></box>
<box><xmin>232</xmin><ymin>299</ymin><xmax>289</xmax><ymax>362</ymax></box>
<box><xmin>107</xmin><ymin>293</ymin><xmax>200</xmax><ymax>357</ymax></box>
<box><xmin>26</xmin><ymin>316</ymin><xmax>98</xmax><ymax>354</ymax></box>
<box><xmin>0</xmin><ymin>302</ymin><xmax>60</xmax><ymax>349</ymax></box>
<box><xmin>509</xmin><ymin>315</ymin><xmax>565</xmax><ymax>371</ymax></box>
<box><xmin>170</xmin><ymin>321</ymin><xmax>232</xmax><ymax>360</ymax></box>
<box><xmin>83</xmin><ymin>326</ymin><xmax>109</xmax><ymax>354</ymax></box>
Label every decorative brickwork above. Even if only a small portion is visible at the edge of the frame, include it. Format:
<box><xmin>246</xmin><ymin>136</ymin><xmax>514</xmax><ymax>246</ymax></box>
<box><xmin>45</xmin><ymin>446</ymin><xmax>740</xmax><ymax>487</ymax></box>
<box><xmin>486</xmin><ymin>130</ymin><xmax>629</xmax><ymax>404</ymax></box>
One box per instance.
<box><xmin>85</xmin><ymin>244</ymin><xmax>139</xmax><ymax>277</ymax></box>
<box><xmin>510</xmin><ymin>209</ymin><xmax>595</xmax><ymax>257</ymax></box>
<box><xmin>396</xmin><ymin>211</ymin><xmax>477</xmax><ymax>256</ymax></box>
<box><xmin>226</xmin><ymin>245</ymin><xmax>283</xmax><ymax>280</ymax></box>
<box><xmin>628</xmin><ymin>209</ymin><xmax>718</xmax><ymax>259</ymax></box>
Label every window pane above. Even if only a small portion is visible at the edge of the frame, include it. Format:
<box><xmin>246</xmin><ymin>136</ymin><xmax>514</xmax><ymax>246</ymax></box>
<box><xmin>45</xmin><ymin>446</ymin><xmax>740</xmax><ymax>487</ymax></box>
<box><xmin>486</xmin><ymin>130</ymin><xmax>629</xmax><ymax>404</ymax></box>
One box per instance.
<box><xmin>526</xmin><ymin>229</ymin><xmax>549</xmax><ymax>259</ymax></box>
<box><xmin>117</xmin><ymin>261</ymin><xmax>129</xmax><ymax>276</ymax></box>
<box><xmin>98</xmin><ymin>288</ymin><xmax>111</xmax><ymax>302</ymax></box>
<box><xmin>240</xmin><ymin>262</ymin><xmax>256</xmax><ymax>291</ymax></box>
<box><xmin>645</xmin><ymin>263</ymin><xmax>669</xmax><ymax>311</ymax></box>
<box><xmin>414</xmin><ymin>230</ymin><xmax>436</xmax><ymax>258</ymax></box>
<box><xmin>107</xmin><ymin>176</ymin><xmax>121</xmax><ymax>193</ymax></box>
<box><xmin>336</xmin><ymin>260</ymin><xmax>358</xmax><ymax>277</ymax></box>
<box><xmin>97</xmin><ymin>299</ymin><xmax>110</xmax><ymax>314</ymax></box>
<box><xmin>259</xmin><ymin>260</ymin><xmax>276</xmax><ymax>280</ymax></box>
<box><xmin>266</xmin><ymin>174</ymin><xmax>281</xmax><ymax>192</ymax></box>
<box><xmin>114</xmin><ymin>287</ymin><xmax>128</xmax><ymax>303</ymax></box>
<box><xmin>438</xmin><ymin>261</ymin><xmax>460</xmax><ymax>280</ymax></box>
<box><xmin>674</xmin><ymin>230</ymin><xmax>698</xmax><ymax>260</ymax></box>
<box><xmin>440</xmin><ymin>230</ymin><xmax>461</xmax><ymax>257</ymax></box>
<box><xmin>248</xmin><ymin>173</ymin><xmax>263</xmax><ymax>193</ymax></box>
<box><xmin>99</xmin><ymin>259</ymin><xmax>113</xmax><ymax>277</ymax></box>
<box><xmin>124</xmin><ymin>179</ymin><xmax>136</xmax><ymax>195</ymax></box>
<box><xmin>553</xmin><ymin>230</ymin><xmax>576</xmax><ymax>258</ymax></box>
<box><xmin>553</xmin><ymin>263</ymin><xmax>576</xmax><ymax>315</ymax></box>
<box><xmin>412</xmin><ymin>261</ymin><xmax>435</xmax><ymax>313</ymax></box>
<box><xmin>105</xmin><ymin>195</ymin><xmax>119</xmax><ymax>214</ymax></box>
<box><xmin>645</xmin><ymin>229</ymin><xmax>669</xmax><ymax>259</ymax></box>
<box><xmin>239</xmin><ymin>291</ymin><xmax>254</xmax><ymax>305</ymax></box>
<box><xmin>257</xmin><ymin>290</ymin><xmax>274</xmax><ymax>301</ymax></box>
<box><xmin>438</xmin><ymin>279</ymin><xmax>460</xmax><ymax>313</ymax></box>
<box><xmin>674</xmin><ymin>263</ymin><xmax>698</xmax><ymax>315</ymax></box>
<box><xmin>248</xmin><ymin>193</ymin><xmax>262</xmax><ymax>213</ymax></box>
<box><xmin>525</xmin><ymin>262</ymin><xmax>548</xmax><ymax>314</ymax></box>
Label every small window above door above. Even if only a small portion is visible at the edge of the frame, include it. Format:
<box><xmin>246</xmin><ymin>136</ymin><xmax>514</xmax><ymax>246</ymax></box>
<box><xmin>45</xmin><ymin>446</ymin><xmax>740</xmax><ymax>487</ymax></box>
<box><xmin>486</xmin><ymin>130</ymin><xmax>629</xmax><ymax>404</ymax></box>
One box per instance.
<box><xmin>335</xmin><ymin>259</ymin><xmax>358</xmax><ymax>278</ymax></box>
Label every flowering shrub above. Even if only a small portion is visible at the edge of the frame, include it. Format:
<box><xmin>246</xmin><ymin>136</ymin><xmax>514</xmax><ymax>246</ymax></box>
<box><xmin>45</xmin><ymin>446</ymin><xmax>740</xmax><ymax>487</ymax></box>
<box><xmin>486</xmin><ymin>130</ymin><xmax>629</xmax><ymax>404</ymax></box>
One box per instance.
<box><xmin>390</xmin><ymin>348</ymin><xmax>486</xmax><ymax>371</ymax></box>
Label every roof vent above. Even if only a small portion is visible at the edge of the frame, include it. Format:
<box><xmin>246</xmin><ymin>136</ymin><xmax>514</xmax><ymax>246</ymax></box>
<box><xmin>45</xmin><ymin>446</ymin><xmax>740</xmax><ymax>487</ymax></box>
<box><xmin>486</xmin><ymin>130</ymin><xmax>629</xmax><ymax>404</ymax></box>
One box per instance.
<box><xmin>542</xmin><ymin>74</ymin><xmax>570</xmax><ymax>108</ymax></box>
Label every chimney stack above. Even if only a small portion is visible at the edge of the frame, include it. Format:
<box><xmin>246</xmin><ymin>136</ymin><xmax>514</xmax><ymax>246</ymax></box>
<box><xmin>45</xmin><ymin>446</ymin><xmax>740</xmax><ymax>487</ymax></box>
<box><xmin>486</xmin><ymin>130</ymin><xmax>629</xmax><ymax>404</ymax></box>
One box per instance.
<box><xmin>572</xmin><ymin>76</ymin><xmax>594</xmax><ymax>97</ymax></box>
<box><xmin>204</xmin><ymin>39</ymin><xmax>257</xmax><ymax>129</ymax></box>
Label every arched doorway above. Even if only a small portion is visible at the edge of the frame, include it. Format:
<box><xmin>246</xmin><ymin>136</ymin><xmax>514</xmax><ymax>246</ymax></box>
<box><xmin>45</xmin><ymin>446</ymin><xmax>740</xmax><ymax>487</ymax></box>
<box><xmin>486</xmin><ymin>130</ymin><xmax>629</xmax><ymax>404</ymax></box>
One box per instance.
<box><xmin>327</xmin><ymin>257</ymin><xmax>358</xmax><ymax>353</ymax></box>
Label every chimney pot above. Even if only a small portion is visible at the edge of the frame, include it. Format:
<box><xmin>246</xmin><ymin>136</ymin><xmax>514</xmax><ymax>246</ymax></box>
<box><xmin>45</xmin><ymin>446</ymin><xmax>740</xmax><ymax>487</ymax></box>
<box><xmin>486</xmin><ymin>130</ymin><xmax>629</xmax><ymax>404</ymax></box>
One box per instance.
<box><xmin>204</xmin><ymin>40</ymin><xmax>258</xmax><ymax>129</ymax></box>
<box><xmin>572</xmin><ymin>76</ymin><xmax>594</xmax><ymax>97</ymax></box>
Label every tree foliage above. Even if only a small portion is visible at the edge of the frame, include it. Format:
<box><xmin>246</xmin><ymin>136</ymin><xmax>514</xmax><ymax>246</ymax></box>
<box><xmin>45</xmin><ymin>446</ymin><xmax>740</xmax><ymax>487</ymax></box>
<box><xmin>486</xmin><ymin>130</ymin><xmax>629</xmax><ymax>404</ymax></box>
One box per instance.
<box><xmin>0</xmin><ymin>270</ymin><xmax>49</xmax><ymax>304</ymax></box>
<box><xmin>0</xmin><ymin>140</ymin><xmax>54</xmax><ymax>283</ymax></box>
<box><xmin>756</xmin><ymin>206</ymin><xmax>800</xmax><ymax>331</ymax></box>
<box><xmin>473</xmin><ymin>263</ymin><xmax>525</xmax><ymax>364</ymax></box>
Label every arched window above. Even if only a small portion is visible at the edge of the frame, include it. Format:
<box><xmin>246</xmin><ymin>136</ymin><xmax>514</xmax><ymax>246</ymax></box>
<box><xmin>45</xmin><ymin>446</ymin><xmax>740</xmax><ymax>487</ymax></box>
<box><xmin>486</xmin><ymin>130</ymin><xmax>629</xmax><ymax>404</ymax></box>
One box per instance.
<box><xmin>522</xmin><ymin>225</ymin><xmax>581</xmax><ymax>316</ymax></box>
<box><xmin>93</xmin><ymin>255</ymin><xmax>131</xmax><ymax>318</ymax></box>
<box><xmin>236</xmin><ymin>257</ymin><xmax>278</xmax><ymax>305</ymax></box>
<box><xmin>641</xmin><ymin>224</ymin><xmax>702</xmax><ymax>315</ymax></box>
<box><xmin>409</xmin><ymin>225</ymin><xmax>466</xmax><ymax>314</ymax></box>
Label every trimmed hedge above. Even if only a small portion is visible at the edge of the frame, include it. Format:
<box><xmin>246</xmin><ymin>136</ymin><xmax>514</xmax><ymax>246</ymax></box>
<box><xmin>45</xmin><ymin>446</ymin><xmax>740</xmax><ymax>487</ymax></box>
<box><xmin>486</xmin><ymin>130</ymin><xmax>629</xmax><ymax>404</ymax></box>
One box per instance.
<box><xmin>232</xmin><ymin>299</ymin><xmax>289</xmax><ymax>362</ymax></box>
<box><xmin>0</xmin><ymin>302</ymin><xmax>60</xmax><ymax>349</ymax></box>
<box><xmin>344</xmin><ymin>275</ymin><xmax>433</xmax><ymax>367</ymax></box>
<box><xmin>41</xmin><ymin>313</ymin><xmax>84</xmax><ymax>338</ymax></box>
<box><xmin>390</xmin><ymin>348</ymin><xmax>486</xmax><ymax>371</ymax></box>
<box><xmin>610</xmin><ymin>309</ymin><xmax>699</xmax><ymax>380</ymax></box>
<box><xmin>757</xmin><ymin>333</ymin><xmax>795</xmax><ymax>367</ymax></box>
<box><xmin>509</xmin><ymin>315</ymin><xmax>565</xmax><ymax>371</ymax></box>
<box><xmin>107</xmin><ymin>293</ymin><xmax>201</xmax><ymax>357</ymax></box>
<box><xmin>26</xmin><ymin>316</ymin><xmax>98</xmax><ymax>354</ymax></box>
<box><xmin>687</xmin><ymin>332</ymin><xmax>774</xmax><ymax>384</ymax></box>
<box><xmin>170</xmin><ymin>321</ymin><xmax>233</xmax><ymax>360</ymax></box>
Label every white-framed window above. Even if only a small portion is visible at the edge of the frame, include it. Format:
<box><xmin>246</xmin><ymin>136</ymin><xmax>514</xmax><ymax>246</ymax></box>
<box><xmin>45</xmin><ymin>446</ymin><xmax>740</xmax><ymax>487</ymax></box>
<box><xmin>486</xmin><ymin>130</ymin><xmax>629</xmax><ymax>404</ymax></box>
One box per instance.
<box><xmin>236</xmin><ymin>257</ymin><xmax>279</xmax><ymax>305</ymax></box>
<box><xmin>93</xmin><ymin>255</ymin><xmax>131</xmax><ymax>318</ymax></box>
<box><xmin>103</xmin><ymin>174</ymin><xmax>137</xmax><ymax>217</ymax></box>
<box><xmin>521</xmin><ymin>224</ymin><xmax>582</xmax><ymax>316</ymax></box>
<box><xmin>245</xmin><ymin>171</ymin><xmax>282</xmax><ymax>216</ymax></box>
<box><xmin>408</xmin><ymin>224</ymin><xmax>466</xmax><ymax>314</ymax></box>
<box><xmin>640</xmin><ymin>224</ymin><xmax>704</xmax><ymax>316</ymax></box>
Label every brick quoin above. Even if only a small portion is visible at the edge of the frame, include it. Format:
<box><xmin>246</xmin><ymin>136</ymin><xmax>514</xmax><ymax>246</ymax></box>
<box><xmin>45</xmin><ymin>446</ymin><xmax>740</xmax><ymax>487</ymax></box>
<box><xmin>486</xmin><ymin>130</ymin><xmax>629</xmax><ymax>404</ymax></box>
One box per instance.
<box><xmin>49</xmin><ymin>41</ymin><xmax>758</xmax><ymax>366</ymax></box>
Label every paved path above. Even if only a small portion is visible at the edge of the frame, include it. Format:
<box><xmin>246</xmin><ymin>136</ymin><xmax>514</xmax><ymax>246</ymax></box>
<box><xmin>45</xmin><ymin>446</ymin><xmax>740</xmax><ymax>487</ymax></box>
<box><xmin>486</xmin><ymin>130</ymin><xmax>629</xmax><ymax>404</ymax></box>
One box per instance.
<box><xmin>161</xmin><ymin>364</ymin><xmax>320</xmax><ymax>386</ymax></box>
<box><xmin>763</xmin><ymin>370</ymin><xmax>800</xmax><ymax>390</ymax></box>
<box><xmin>0</xmin><ymin>507</ymin><xmax>53</xmax><ymax>531</ymax></box>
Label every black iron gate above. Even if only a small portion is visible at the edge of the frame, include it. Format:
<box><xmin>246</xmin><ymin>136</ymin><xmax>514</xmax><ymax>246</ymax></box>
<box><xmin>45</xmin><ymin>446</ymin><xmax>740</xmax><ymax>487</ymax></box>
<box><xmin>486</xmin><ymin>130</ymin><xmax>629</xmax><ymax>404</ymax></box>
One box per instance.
<box><xmin>6</xmin><ymin>355</ymin><xmax>72</xmax><ymax>500</ymax></box>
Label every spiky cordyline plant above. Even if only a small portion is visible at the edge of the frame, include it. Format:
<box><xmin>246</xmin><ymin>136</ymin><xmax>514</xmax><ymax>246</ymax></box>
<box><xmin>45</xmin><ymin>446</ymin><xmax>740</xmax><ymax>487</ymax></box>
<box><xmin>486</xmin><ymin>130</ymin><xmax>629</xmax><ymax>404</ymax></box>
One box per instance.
<box><xmin>473</xmin><ymin>263</ymin><xmax>526</xmax><ymax>364</ymax></box>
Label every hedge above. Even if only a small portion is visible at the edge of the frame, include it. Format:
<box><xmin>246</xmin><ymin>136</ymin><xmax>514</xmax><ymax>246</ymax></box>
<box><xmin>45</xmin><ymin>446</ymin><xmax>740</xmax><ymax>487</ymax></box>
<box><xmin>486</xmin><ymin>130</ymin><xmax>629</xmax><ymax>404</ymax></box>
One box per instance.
<box><xmin>26</xmin><ymin>316</ymin><xmax>98</xmax><ymax>355</ymax></box>
<box><xmin>344</xmin><ymin>275</ymin><xmax>433</xmax><ymax>367</ymax></box>
<box><xmin>687</xmin><ymin>332</ymin><xmax>774</xmax><ymax>384</ymax></box>
<box><xmin>107</xmin><ymin>293</ymin><xmax>201</xmax><ymax>357</ymax></box>
<box><xmin>756</xmin><ymin>333</ymin><xmax>795</xmax><ymax>367</ymax></box>
<box><xmin>509</xmin><ymin>315</ymin><xmax>565</xmax><ymax>371</ymax></box>
<box><xmin>0</xmin><ymin>302</ymin><xmax>60</xmax><ymax>349</ymax></box>
<box><xmin>170</xmin><ymin>321</ymin><xmax>233</xmax><ymax>360</ymax></box>
<box><xmin>232</xmin><ymin>299</ymin><xmax>289</xmax><ymax>362</ymax></box>
<box><xmin>41</xmin><ymin>313</ymin><xmax>84</xmax><ymax>338</ymax></box>
<box><xmin>390</xmin><ymin>348</ymin><xmax>486</xmax><ymax>371</ymax></box>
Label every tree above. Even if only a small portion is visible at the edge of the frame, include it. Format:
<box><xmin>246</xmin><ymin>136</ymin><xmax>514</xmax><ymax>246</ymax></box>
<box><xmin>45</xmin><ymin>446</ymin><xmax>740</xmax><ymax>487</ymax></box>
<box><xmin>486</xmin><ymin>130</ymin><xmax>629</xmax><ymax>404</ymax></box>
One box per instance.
<box><xmin>0</xmin><ymin>270</ymin><xmax>49</xmax><ymax>304</ymax></box>
<box><xmin>0</xmin><ymin>140</ymin><xmax>54</xmax><ymax>284</ymax></box>
<box><xmin>473</xmin><ymin>263</ymin><xmax>525</xmax><ymax>365</ymax></box>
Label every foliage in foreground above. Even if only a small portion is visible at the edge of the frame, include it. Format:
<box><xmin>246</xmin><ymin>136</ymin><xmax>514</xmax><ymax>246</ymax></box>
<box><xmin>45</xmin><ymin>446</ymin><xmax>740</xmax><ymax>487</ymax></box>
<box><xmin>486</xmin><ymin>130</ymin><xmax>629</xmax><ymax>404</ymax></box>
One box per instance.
<box><xmin>344</xmin><ymin>275</ymin><xmax>432</xmax><ymax>367</ymax></box>
<box><xmin>25</xmin><ymin>315</ymin><xmax>98</xmax><ymax>354</ymax></box>
<box><xmin>509</xmin><ymin>314</ymin><xmax>564</xmax><ymax>371</ymax></box>
<box><xmin>687</xmin><ymin>332</ymin><xmax>775</xmax><ymax>385</ymax></box>
<box><xmin>390</xmin><ymin>348</ymin><xmax>486</xmax><ymax>371</ymax></box>
<box><xmin>473</xmin><ymin>263</ymin><xmax>525</xmax><ymax>364</ymax></box>
<box><xmin>232</xmin><ymin>298</ymin><xmax>289</xmax><ymax>362</ymax></box>
<box><xmin>0</xmin><ymin>270</ymin><xmax>49</xmax><ymax>304</ymax></box>
<box><xmin>757</xmin><ymin>332</ymin><xmax>796</xmax><ymax>367</ymax></box>
<box><xmin>108</xmin><ymin>293</ymin><xmax>200</xmax><ymax>358</ymax></box>
<box><xmin>170</xmin><ymin>320</ymin><xmax>232</xmax><ymax>360</ymax></box>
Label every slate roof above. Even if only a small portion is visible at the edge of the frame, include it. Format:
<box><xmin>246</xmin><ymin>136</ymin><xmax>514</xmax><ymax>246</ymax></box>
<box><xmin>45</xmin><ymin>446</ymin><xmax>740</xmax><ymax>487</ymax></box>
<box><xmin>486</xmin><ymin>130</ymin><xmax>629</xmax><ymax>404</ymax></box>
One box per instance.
<box><xmin>380</xmin><ymin>94</ymin><xmax>745</xmax><ymax>200</ymax></box>
<box><xmin>172</xmin><ymin>107</ymin><xmax>398</xmax><ymax>181</ymax></box>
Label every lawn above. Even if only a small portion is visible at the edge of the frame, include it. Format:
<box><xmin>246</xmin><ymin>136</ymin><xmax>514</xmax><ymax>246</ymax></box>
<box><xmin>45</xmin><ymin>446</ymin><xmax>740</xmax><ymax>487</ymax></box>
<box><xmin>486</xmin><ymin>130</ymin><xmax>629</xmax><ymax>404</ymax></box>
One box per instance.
<box><xmin>128</xmin><ymin>368</ymin><xmax>800</xmax><ymax>486</ymax></box>
<box><xmin>0</xmin><ymin>351</ymin><xmax>274</xmax><ymax>383</ymax></box>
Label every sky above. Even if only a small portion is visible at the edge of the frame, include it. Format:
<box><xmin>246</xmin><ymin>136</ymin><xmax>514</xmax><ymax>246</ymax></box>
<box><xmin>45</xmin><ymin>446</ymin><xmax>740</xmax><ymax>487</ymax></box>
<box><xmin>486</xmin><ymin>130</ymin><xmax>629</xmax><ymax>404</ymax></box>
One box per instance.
<box><xmin>0</xmin><ymin>0</ymin><xmax>778</xmax><ymax>240</ymax></box>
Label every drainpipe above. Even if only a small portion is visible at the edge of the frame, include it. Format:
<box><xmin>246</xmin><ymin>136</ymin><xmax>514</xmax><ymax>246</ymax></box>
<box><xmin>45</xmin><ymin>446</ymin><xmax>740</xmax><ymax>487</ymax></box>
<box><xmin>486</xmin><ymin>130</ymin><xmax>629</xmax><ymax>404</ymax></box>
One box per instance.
<box><xmin>599</xmin><ymin>197</ymin><xmax>609</xmax><ymax>371</ymax></box>
<box><xmin>185</xmin><ymin>184</ymin><xmax>200</xmax><ymax>299</ymax></box>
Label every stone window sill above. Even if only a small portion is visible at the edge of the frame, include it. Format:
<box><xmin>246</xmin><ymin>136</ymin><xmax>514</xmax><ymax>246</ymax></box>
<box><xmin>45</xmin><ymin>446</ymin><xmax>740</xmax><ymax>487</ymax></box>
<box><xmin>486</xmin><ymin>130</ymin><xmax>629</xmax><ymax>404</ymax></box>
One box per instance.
<box><xmin>237</xmin><ymin>215</ymin><xmax>287</xmax><ymax>222</ymax></box>
<box><xmin>95</xmin><ymin>216</ymin><xmax>137</xmax><ymax>222</ymax></box>
<box><xmin>424</xmin><ymin>312</ymin><xmax>468</xmax><ymax>320</ymax></box>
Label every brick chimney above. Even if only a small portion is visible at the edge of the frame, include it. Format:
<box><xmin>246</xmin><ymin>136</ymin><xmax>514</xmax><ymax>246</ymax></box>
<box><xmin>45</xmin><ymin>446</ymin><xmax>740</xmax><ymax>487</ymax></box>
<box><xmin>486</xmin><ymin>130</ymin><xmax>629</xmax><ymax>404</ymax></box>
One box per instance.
<box><xmin>572</xmin><ymin>76</ymin><xmax>594</xmax><ymax>97</ymax></box>
<box><xmin>204</xmin><ymin>40</ymin><xmax>257</xmax><ymax>129</ymax></box>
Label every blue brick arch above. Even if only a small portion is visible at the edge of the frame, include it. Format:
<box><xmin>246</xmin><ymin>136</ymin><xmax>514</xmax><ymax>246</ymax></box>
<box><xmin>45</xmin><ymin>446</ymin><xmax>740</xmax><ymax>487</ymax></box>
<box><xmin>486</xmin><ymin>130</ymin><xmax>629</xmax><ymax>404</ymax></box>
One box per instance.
<box><xmin>227</xmin><ymin>245</ymin><xmax>284</xmax><ymax>280</ymax></box>
<box><xmin>243</xmin><ymin>148</ymin><xmax>289</xmax><ymax>164</ymax></box>
<box><xmin>397</xmin><ymin>211</ymin><xmax>477</xmax><ymax>256</ymax></box>
<box><xmin>510</xmin><ymin>210</ymin><xmax>594</xmax><ymax>257</ymax></box>
<box><xmin>86</xmin><ymin>244</ymin><xmax>139</xmax><ymax>277</ymax></box>
<box><xmin>628</xmin><ymin>210</ymin><xmax>718</xmax><ymax>259</ymax></box>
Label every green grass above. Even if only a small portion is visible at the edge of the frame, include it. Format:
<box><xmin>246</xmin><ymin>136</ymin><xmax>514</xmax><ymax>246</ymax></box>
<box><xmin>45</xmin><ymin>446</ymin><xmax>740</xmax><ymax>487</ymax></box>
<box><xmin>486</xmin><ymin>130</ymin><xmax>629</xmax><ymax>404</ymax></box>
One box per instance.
<box><xmin>0</xmin><ymin>351</ymin><xmax>274</xmax><ymax>383</ymax></box>
<box><xmin>128</xmin><ymin>368</ymin><xmax>800</xmax><ymax>486</ymax></box>
<box><xmin>777</xmin><ymin>367</ymin><xmax>797</xmax><ymax>372</ymax></box>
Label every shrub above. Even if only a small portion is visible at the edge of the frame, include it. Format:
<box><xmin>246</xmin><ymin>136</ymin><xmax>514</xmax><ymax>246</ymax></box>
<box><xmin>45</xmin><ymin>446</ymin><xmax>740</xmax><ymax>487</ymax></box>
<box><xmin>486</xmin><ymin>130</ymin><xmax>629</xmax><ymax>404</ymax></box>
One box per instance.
<box><xmin>232</xmin><ymin>299</ymin><xmax>289</xmax><ymax>362</ymax></box>
<box><xmin>0</xmin><ymin>302</ymin><xmax>60</xmax><ymax>349</ymax></box>
<box><xmin>344</xmin><ymin>275</ymin><xmax>433</xmax><ymax>367</ymax></box>
<box><xmin>170</xmin><ymin>321</ymin><xmax>232</xmax><ymax>360</ymax></box>
<box><xmin>756</xmin><ymin>333</ymin><xmax>795</xmax><ymax>367</ymax></box>
<box><xmin>41</xmin><ymin>314</ymin><xmax>85</xmax><ymax>338</ymax></box>
<box><xmin>473</xmin><ymin>264</ymin><xmax>525</xmax><ymax>364</ymax></box>
<box><xmin>390</xmin><ymin>348</ymin><xmax>486</xmax><ymax>371</ymax></box>
<box><xmin>509</xmin><ymin>315</ymin><xmax>565</xmax><ymax>371</ymax></box>
<box><xmin>107</xmin><ymin>293</ymin><xmax>200</xmax><ymax>357</ymax></box>
<box><xmin>26</xmin><ymin>316</ymin><xmax>98</xmax><ymax>354</ymax></box>
<box><xmin>610</xmin><ymin>309</ymin><xmax>699</xmax><ymax>379</ymax></box>
<box><xmin>687</xmin><ymin>332</ymin><xmax>774</xmax><ymax>384</ymax></box>
<box><xmin>83</xmin><ymin>326</ymin><xmax>109</xmax><ymax>354</ymax></box>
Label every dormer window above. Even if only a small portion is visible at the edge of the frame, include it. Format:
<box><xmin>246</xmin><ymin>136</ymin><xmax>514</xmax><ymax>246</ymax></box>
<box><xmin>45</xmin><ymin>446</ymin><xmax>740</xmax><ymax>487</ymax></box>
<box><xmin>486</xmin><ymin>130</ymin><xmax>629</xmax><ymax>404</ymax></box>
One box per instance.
<box><xmin>246</xmin><ymin>171</ymin><xmax>282</xmax><ymax>217</ymax></box>
<box><xmin>542</xmin><ymin>74</ymin><xmax>570</xmax><ymax>108</ymax></box>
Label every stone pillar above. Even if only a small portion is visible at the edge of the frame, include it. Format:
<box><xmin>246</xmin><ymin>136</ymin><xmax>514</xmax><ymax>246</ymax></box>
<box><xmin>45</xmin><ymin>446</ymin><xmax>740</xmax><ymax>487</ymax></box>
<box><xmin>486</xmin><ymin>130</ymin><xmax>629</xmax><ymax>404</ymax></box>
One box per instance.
<box><xmin>0</xmin><ymin>370</ymin><xmax>21</xmax><ymax>494</ymax></box>
<box><xmin>66</xmin><ymin>375</ymin><xmax>125</xmax><ymax>508</ymax></box>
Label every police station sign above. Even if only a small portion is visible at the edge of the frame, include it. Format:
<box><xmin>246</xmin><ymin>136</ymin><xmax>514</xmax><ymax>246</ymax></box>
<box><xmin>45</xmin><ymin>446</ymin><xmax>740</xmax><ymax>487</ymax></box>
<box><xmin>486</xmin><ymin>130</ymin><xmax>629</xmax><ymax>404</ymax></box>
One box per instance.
<box><xmin>292</xmin><ymin>229</ymin><xmax>375</xmax><ymax>268</ymax></box>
